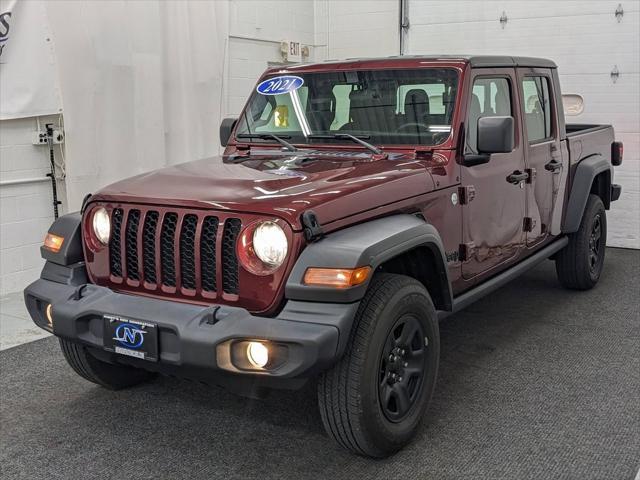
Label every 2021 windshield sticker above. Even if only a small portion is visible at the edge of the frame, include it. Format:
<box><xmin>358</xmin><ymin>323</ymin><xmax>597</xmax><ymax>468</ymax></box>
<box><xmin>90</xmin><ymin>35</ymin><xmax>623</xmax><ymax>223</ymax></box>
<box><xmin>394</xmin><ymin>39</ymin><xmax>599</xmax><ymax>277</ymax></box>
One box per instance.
<box><xmin>256</xmin><ymin>76</ymin><xmax>304</xmax><ymax>95</ymax></box>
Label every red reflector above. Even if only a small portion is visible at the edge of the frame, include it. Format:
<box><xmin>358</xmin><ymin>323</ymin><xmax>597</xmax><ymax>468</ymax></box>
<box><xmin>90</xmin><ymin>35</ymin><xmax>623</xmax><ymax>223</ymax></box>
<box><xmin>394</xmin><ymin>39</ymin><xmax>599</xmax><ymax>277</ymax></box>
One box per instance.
<box><xmin>612</xmin><ymin>142</ymin><xmax>623</xmax><ymax>166</ymax></box>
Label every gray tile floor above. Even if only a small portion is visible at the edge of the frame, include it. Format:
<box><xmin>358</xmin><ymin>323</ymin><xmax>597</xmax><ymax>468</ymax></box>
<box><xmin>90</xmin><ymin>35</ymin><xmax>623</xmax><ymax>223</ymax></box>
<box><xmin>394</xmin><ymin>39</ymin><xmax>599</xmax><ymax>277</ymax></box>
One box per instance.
<box><xmin>0</xmin><ymin>292</ymin><xmax>50</xmax><ymax>350</ymax></box>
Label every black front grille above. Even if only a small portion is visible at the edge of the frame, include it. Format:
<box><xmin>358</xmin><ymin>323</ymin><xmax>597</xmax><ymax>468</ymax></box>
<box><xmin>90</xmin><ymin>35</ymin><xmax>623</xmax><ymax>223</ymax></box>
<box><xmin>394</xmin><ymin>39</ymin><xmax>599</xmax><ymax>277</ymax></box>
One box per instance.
<box><xmin>125</xmin><ymin>209</ymin><xmax>140</xmax><ymax>281</ymax></box>
<box><xmin>108</xmin><ymin>207</ymin><xmax>241</xmax><ymax>297</ymax></box>
<box><xmin>179</xmin><ymin>214</ymin><xmax>198</xmax><ymax>290</ymax></box>
<box><xmin>142</xmin><ymin>211</ymin><xmax>159</xmax><ymax>283</ymax></box>
<box><xmin>222</xmin><ymin>218</ymin><xmax>241</xmax><ymax>294</ymax></box>
<box><xmin>109</xmin><ymin>209</ymin><xmax>124</xmax><ymax>277</ymax></box>
<box><xmin>160</xmin><ymin>213</ymin><xmax>178</xmax><ymax>287</ymax></box>
<box><xmin>200</xmin><ymin>216</ymin><xmax>219</xmax><ymax>292</ymax></box>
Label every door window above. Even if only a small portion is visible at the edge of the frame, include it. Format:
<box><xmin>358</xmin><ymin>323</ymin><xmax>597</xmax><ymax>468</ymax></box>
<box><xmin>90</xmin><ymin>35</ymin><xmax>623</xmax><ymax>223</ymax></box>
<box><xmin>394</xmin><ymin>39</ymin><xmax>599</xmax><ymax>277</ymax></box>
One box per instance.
<box><xmin>467</xmin><ymin>77</ymin><xmax>512</xmax><ymax>152</ymax></box>
<box><xmin>521</xmin><ymin>76</ymin><xmax>552</xmax><ymax>142</ymax></box>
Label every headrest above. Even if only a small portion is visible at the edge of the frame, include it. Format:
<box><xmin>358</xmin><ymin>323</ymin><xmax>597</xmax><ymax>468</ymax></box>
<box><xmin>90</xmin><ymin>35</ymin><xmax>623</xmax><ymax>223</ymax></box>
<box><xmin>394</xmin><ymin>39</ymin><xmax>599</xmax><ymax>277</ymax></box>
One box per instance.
<box><xmin>404</xmin><ymin>89</ymin><xmax>430</xmax><ymax>118</ymax></box>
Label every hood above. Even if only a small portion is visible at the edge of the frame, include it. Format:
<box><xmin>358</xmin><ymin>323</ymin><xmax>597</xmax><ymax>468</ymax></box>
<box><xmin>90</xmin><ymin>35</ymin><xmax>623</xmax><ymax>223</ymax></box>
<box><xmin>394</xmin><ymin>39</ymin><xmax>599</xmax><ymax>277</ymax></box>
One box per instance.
<box><xmin>91</xmin><ymin>150</ymin><xmax>436</xmax><ymax>230</ymax></box>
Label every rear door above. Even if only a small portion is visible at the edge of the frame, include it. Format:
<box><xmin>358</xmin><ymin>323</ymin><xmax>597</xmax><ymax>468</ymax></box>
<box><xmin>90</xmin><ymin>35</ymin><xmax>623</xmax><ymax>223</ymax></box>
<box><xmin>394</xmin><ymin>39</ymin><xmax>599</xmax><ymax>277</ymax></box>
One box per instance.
<box><xmin>461</xmin><ymin>68</ymin><xmax>526</xmax><ymax>280</ymax></box>
<box><xmin>517</xmin><ymin>68</ymin><xmax>564</xmax><ymax>246</ymax></box>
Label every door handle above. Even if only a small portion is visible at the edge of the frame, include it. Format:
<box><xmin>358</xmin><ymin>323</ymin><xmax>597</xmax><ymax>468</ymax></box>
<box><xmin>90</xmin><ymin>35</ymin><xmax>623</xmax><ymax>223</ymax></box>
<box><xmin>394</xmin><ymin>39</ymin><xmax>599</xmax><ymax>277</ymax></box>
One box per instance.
<box><xmin>545</xmin><ymin>159</ymin><xmax>562</xmax><ymax>173</ymax></box>
<box><xmin>506</xmin><ymin>170</ymin><xmax>529</xmax><ymax>185</ymax></box>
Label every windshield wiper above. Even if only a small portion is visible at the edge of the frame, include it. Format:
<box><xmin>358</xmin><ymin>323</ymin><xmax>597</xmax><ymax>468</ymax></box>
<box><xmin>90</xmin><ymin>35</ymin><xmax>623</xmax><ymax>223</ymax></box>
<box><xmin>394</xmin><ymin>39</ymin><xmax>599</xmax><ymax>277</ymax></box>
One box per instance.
<box><xmin>307</xmin><ymin>133</ymin><xmax>385</xmax><ymax>156</ymax></box>
<box><xmin>236</xmin><ymin>133</ymin><xmax>298</xmax><ymax>152</ymax></box>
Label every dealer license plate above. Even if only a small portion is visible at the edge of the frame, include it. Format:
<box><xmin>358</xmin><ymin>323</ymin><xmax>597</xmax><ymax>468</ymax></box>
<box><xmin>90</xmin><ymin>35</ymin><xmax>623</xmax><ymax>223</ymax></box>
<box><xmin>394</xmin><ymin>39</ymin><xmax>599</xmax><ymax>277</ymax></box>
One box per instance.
<box><xmin>103</xmin><ymin>315</ymin><xmax>158</xmax><ymax>362</ymax></box>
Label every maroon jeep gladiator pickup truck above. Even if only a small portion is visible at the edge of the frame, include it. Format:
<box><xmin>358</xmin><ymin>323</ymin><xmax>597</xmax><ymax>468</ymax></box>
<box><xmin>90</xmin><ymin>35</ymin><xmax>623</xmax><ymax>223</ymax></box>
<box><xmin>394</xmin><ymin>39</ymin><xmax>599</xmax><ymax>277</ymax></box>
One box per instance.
<box><xmin>25</xmin><ymin>55</ymin><xmax>623</xmax><ymax>457</ymax></box>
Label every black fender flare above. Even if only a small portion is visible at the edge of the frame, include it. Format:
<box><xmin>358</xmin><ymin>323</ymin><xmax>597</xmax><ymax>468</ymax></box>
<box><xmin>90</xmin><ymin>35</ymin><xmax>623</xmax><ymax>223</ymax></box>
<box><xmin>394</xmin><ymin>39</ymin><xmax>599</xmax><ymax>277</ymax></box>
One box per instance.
<box><xmin>563</xmin><ymin>154</ymin><xmax>612</xmax><ymax>233</ymax></box>
<box><xmin>285</xmin><ymin>214</ymin><xmax>452</xmax><ymax>309</ymax></box>
<box><xmin>40</xmin><ymin>212</ymin><xmax>84</xmax><ymax>266</ymax></box>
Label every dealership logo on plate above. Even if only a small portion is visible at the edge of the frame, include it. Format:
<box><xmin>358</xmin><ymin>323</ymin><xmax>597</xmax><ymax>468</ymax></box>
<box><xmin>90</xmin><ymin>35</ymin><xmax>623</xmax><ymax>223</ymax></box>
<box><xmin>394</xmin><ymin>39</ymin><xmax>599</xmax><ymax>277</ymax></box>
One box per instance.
<box><xmin>256</xmin><ymin>75</ymin><xmax>304</xmax><ymax>95</ymax></box>
<box><xmin>113</xmin><ymin>323</ymin><xmax>147</xmax><ymax>349</ymax></box>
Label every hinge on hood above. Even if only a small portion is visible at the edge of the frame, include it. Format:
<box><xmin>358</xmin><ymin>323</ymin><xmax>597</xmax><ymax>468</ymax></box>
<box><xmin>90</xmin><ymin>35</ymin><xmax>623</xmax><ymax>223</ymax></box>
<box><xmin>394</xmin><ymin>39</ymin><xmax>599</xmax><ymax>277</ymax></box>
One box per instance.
<box><xmin>301</xmin><ymin>210</ymin><xmax>324</xmax><ymax>242</ymax></box>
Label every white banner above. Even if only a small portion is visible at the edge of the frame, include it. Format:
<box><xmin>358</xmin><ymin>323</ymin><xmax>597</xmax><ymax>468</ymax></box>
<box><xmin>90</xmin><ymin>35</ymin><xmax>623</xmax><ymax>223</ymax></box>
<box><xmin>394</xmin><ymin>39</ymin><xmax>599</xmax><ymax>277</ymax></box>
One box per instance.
<box><xmin>0</xmin><ymin>0</ymin><xmax>62</xmax><ymax>119</ymax></box>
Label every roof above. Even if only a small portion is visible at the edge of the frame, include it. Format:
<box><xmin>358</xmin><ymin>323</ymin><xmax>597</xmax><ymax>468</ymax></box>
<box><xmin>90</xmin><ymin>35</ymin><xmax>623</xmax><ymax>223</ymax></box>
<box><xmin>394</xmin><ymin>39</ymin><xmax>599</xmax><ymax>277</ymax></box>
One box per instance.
<box><xmin>282</xmin><ymin>55</ymin><xmax>557</xmax><ymax>71</ymax></box>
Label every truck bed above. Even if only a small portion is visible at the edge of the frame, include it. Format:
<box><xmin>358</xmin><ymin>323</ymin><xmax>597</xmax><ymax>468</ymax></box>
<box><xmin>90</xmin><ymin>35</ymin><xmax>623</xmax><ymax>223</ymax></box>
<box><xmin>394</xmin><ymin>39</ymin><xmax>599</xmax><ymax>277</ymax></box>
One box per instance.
<box><xmin>566</xmin><ymin>123</ymin><xmax>612</xmax><ymax>137</ymax></box>
<box><xmin>565</xmin><ymin>123</ymin><xmax>614</xmax><ymax>167</ymax></box>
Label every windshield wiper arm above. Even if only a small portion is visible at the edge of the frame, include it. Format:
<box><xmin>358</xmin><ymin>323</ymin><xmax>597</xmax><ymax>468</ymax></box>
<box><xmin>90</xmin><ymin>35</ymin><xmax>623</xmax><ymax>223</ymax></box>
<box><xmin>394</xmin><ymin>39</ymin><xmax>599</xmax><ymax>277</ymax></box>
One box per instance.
<box><xmin>307</xmin><ymin>133</ymin><xmax>384</xmax><ymax>156</ymax></box>
<box><xmin>236</xmin><ymin>133</ymin><xmax>298</xmax><ymax>152</ymax></box>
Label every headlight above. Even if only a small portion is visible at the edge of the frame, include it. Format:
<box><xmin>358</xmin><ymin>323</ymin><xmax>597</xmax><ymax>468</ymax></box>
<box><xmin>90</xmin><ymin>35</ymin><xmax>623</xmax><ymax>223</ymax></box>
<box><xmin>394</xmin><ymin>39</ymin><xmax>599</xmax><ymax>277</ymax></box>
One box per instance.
<box><xmin>237</xmin><ymin>220</ymin><xmax>288</xmax><ymax>275</ymax></box>
<box><xmin>92</xmin><ymin>207</ymin><xmax>111</xmax><ymax>245</ymax></box>
<box><xmin>253</xmin><ymin>221</ymin><xmax>288</xmax><ymax>267</ymax></box>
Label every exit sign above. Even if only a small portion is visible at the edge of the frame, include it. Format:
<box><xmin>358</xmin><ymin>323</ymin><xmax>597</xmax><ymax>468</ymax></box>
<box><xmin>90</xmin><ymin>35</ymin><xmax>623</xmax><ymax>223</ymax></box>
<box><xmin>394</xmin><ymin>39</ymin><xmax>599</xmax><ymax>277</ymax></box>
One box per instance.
<box><xmin>282</xmin><ymin>41</ymin><xmax>302</xmax><ymax>62</ymax></box>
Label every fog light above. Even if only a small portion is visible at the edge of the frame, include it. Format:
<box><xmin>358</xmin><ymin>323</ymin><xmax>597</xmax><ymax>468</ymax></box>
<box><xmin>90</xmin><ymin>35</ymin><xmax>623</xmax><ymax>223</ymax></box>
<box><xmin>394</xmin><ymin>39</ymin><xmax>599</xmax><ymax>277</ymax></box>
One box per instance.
<box><xmin>246</xmin><ymin>341</ymin><xmax>269</xmax><ymax>368</ymax></box>
<box><xmin>45</xmin><ymin>303</ymin><xmax>53</xmax><ymax>329</ymax></box>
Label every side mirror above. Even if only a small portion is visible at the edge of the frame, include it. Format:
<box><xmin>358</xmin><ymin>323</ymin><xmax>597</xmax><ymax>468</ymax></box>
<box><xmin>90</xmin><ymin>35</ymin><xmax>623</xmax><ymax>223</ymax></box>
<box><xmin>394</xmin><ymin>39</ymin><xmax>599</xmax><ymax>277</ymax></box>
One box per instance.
<box><xmin>478</xmin><ymin>116</ymin><xmax>515</xmax><ymax>154</ymax></box>
<box><xmin>463</xmin><ymin>116</ymin><xmax>515</xmax><ymax>167</ymax></box>
<box><xmin>219</xmin><ymin>117</ymin><xmax>238</xmax><ymax>147</ymax></box>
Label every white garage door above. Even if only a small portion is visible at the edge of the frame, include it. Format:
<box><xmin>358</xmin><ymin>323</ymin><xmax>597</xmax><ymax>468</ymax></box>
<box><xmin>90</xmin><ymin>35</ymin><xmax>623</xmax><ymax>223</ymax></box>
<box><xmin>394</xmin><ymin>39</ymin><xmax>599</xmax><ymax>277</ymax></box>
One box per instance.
<box><xmin>405</xmin><ymin>0</ymin><xmax>639</xmax><ymax>248</ymax></box>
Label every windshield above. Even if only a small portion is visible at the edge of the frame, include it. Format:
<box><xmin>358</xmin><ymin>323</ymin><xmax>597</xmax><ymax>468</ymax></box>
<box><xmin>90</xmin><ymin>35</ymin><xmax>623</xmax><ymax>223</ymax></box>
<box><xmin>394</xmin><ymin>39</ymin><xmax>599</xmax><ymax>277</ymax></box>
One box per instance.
<box><xmin>236</xmin><ymin>68</ymin><xmax>459</xmax><ymax>147</ymax></box>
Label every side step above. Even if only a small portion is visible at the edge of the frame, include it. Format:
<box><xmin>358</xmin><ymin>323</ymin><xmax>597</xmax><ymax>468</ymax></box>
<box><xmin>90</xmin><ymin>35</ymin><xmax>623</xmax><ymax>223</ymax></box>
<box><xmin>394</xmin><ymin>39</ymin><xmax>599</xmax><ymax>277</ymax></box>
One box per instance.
<box><xmin>438</xmin><ymin>237</ymin><xmax>569</xmax><ymax>320</ymax></box>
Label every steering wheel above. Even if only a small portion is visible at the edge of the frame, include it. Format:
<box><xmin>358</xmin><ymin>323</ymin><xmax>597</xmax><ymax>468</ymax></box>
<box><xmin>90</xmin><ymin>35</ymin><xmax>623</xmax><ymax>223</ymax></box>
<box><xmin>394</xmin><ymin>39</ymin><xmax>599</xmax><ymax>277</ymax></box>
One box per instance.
<box><xmin>395</xmin><ymin>122</ymin><xmax>431</xmax><ymax>134</ymax></box>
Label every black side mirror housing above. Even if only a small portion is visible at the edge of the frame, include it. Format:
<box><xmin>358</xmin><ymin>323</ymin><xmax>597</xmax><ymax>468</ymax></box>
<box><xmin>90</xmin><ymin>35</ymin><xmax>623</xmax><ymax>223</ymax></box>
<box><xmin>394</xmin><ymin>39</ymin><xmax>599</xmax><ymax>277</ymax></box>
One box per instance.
<box><xmin>478</xmin><ymin>116</ymin><xmax>515</xmax><ymax>154</ymax></box>
<box><xmin>463</xmin><ymin>115</ymin><xmax>515</xmax><ymax>167</ymax></box>
<box><xmin>220</xmin><ymin>118</ymin><xmax>238</xmax><ymax>147</ymax></box>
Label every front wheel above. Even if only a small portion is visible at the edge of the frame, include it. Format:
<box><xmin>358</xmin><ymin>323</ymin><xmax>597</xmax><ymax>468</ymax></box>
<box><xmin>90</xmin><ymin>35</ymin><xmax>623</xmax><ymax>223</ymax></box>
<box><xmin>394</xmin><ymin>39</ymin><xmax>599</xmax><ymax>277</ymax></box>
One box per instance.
<box><xmin>555</xmin><ymin>194</ymin><xmax>607</xmax><ymax>290</ymax></box>
<box><xmin>59</xmin><ymin>339</ymin><xmax>155</xmax><ymax>390</ymax></box>
<box><xmin>317</xmin><ymin>274</ymin><xmax>440</xmax><ymax>458</ymax></box>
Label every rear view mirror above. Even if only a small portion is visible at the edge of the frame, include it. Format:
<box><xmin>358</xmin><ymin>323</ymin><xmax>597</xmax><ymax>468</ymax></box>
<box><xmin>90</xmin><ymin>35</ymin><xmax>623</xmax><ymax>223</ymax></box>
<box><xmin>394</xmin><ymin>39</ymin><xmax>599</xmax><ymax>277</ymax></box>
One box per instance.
<box><xmin>478</xmin><ymin>116</ymin><xmax>515</xmax><ymax>154</ymax></box>
<box><xmin>220</xmin><ymin>118</ymin><xmax>238</xmax><ymax>147</ymax></box>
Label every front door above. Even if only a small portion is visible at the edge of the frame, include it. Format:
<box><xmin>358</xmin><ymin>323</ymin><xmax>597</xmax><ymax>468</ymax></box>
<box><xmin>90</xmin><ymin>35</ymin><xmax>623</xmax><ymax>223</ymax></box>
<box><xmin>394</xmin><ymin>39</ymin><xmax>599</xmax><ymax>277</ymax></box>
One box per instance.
<box><xmin>517</xmin><ymin>68</ymin><xmax>565</xmax><ymax>245</ymax></box>
<box><xmin>461</xmin><ymin>69</ymin><xmax>527</xmax><ymax>280</ymax></box>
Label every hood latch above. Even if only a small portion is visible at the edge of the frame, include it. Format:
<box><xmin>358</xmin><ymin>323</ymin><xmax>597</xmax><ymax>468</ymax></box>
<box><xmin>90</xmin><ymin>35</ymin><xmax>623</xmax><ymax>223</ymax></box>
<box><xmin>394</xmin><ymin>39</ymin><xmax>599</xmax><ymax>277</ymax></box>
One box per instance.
<box><xmin>301</xmin><ymin>210</ymin><xmax>324</xmax><ymax>242</ymax></box>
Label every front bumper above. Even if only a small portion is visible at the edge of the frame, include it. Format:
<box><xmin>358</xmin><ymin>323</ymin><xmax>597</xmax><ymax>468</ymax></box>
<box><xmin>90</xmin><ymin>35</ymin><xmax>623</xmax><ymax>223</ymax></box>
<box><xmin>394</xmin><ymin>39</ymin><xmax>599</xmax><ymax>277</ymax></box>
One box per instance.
<box><xmin>25</xmin><ymin>262</ymin><xmax>359</xmax><ymax>389</ymax></box>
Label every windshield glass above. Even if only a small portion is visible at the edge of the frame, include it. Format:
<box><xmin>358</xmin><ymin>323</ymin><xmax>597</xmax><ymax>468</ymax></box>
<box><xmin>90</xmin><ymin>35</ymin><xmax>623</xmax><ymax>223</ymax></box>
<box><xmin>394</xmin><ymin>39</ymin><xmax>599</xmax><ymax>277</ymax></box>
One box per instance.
<box><xmin>236</xmin><ymin>68</ymin><xmax>459</xmax><ymax>147</ymax></box>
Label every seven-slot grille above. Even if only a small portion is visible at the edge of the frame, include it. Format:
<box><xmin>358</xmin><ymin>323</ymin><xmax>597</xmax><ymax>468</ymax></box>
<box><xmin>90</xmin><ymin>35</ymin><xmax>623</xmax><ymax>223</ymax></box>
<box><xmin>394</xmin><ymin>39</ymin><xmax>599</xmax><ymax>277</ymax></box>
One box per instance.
<box><xmin>108</xmin><ymin>207</ymin><xmax>241</xmax><ymax>295</ymax></box>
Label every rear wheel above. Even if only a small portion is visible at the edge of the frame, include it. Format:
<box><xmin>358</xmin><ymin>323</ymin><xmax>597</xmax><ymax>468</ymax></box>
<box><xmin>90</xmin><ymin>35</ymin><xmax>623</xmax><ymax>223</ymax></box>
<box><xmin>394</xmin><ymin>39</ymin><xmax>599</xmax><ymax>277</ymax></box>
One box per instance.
<box><xmin>317</xmin><ymin>274</ymin><xmax>439</xmax><ymax>457</ymax></box>
<box><xmin>556</xmin><ymin>194</ymin><xmax>607</xmax><ymax>290</ymax></box>
<box><xmin>59</xmin><ymin>339</ymin><xmax>155</xmax><ymax>390</ymax></box>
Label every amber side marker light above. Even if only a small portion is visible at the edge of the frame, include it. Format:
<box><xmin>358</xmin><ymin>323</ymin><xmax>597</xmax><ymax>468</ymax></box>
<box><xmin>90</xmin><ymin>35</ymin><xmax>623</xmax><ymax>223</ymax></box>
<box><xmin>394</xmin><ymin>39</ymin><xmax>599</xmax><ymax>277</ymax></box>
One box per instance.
<box><xmin>45</xmin><ymin>303</ymin><xmax>54</xmax><ymax>329</ymax></box>
<box><xmin>43</xmin><ymin>233</ymin><xmax>64</xmax><ymax>253</ymax></box>
<box><xmin>303</xmin><ymin>266</ymin><xmax>372</xmax><ymax>289</ymax></box>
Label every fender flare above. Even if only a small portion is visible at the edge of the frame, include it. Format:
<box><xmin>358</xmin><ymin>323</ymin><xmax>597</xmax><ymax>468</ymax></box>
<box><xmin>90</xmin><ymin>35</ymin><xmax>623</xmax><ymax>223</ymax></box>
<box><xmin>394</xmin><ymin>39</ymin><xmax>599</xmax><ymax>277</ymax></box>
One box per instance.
<box><xmin>285</xmin><ymin>214</ymin><xmax>452</xmax><ymax>309</ymax></box>
<box><xmin>40</xmin><ymin>212</ymin><xmax>84</xmax><ymax>266</ymax></box>
<box><xmin>563</xmin><ymin>154</ymin><xmax>612</xmax><ymax>233</ymax></box>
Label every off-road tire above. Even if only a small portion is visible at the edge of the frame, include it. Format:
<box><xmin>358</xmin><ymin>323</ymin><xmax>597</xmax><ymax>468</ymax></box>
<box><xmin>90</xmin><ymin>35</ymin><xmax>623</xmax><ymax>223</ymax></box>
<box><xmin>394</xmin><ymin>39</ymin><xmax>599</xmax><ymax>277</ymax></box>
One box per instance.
<box><xmin>556</xmin><ymin>194</ymin><xmax>607</xmax><ymax>290</ymax></box>
<box><xmin>59</xmin><ymin>338</ymin><xmax>155</xmax><ymax>390</ymax></box>
<box><xmin>317</xmin><ymin>274</ymin><xmax>440</xmax><ymax>458</ymax></box>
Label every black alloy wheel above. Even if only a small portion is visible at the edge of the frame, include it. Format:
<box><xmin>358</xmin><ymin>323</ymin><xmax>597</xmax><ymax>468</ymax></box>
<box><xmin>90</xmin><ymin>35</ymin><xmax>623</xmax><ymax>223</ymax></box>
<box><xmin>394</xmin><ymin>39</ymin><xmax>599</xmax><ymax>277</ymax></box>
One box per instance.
<box><xmin>378</xmin><ymin>315</ymin><xmax>428</xmax><ymax>422</ymax></box>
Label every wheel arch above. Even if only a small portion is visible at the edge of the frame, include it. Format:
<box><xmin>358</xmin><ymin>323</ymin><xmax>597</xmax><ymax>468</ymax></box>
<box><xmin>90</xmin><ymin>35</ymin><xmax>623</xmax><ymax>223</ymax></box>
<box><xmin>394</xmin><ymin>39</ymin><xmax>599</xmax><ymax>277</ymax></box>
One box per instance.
<box><xmin>563</xmin><ymin>154</ymin><xmax>612</xmax><ymax>233</ymax></box>
<box><xmin>285</xmin><ymin>214</ymin><xmax>453</xmax><ymax>311</ymax></box>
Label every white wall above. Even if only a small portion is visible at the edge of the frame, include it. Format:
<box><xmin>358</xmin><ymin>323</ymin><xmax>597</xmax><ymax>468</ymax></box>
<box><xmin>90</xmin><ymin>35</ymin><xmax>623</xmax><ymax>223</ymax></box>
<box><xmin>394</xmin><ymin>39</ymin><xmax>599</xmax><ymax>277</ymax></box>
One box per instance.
<box><xmin>404</xmin><ymin>0</ymin><xmax>640</xmax><ymax>248</ymax></box>
<box><xmin>314</xmin><ymin>0</ymin><xmax>399</xmax><ymax>60</ymax></box>
<box><xmin>0</xmin><ymin>115</ymin><xmax>66</xmax><ymax>295</ymax></box>
<box><xmin>226</xmin><ymin>0</ymin><xmax>316</xmax><ymax>116</ymax></box>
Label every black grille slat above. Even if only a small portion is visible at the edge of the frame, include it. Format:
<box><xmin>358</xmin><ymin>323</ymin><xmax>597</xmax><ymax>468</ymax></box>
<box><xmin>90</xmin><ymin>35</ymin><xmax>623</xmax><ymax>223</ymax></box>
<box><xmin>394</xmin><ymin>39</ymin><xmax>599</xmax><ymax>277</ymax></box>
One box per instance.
<box><xmin>179</xmin><ymin>214</ymin><xmax>198</xmax><ymax>290</ymax></box>
<box><xmin>142</xmin><ymin>211</ymin><xmax>159</xmax><ymax>283</ymax></box>
<box><xmin>109</xmin><ymin>209</ymin><xmax>124</xmax><ymax>277</ymax></box>
<box><xmin>200</xmin><ymin>216</ymin><xmax>219</xmax><ymax>292</ymax></box>
<box><xmin>160</xmin><ymin>213</ymin><xmax>178</xmax><ymax>287</ymax></box>
<box><xmin>125</xmin><ymin>210</ymin><xmax>141</xmax><ymax>281</ymax></box>
<box><xmin>222</xmin><ymin>218</ymin><xmax>242</xmax><ymax>294</ymax></box>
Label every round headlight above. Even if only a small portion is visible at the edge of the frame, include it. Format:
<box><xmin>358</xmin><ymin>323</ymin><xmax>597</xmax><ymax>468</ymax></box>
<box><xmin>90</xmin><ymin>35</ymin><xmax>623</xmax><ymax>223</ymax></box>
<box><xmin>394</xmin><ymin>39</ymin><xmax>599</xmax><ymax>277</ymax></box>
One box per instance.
<box><xmin>92</xmin><ymin>207</ymin><xmax>111</xmax><ymax>245</ymax></box>
<box><xmin>252</xmin><ymin>221</ymin><xmax>288</xmax><ymax>267</ymax></box>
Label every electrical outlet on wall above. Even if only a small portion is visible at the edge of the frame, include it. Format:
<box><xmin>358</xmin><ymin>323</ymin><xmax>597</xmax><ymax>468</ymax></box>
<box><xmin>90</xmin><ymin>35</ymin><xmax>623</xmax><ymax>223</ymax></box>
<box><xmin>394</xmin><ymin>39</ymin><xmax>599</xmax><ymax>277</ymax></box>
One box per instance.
<box><xmin>32</xmin><ymin>129</ymin><xmax>64</xmax><ymax>146</ymax></box>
